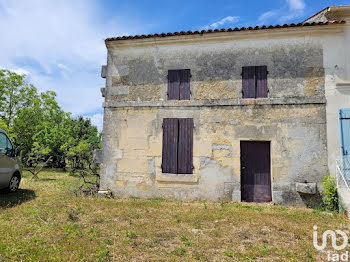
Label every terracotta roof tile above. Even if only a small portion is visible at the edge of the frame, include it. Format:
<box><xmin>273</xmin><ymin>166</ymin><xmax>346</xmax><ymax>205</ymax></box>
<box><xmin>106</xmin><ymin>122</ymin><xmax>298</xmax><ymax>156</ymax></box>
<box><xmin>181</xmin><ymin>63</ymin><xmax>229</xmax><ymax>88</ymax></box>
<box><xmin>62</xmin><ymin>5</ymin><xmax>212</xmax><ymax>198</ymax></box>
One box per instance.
<box><xmin>105</xmin><ymin>20</ymin><xmax>346</xmax><ymax>42</ymax></box>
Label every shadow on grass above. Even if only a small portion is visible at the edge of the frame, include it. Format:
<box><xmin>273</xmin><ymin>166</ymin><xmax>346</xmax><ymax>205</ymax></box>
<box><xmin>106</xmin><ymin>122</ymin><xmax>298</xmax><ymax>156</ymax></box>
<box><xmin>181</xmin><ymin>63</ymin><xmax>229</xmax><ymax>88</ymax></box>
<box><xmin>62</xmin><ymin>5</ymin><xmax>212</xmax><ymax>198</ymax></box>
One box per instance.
<box><xmin>0</xmin><ymin>189</ymin><xmax>36</xmax><ymax>209</ymax></box>
<box><xmin>36</xmin><ymin>178</ymin><xmax>56</xmax><ymax>182</ymax></box>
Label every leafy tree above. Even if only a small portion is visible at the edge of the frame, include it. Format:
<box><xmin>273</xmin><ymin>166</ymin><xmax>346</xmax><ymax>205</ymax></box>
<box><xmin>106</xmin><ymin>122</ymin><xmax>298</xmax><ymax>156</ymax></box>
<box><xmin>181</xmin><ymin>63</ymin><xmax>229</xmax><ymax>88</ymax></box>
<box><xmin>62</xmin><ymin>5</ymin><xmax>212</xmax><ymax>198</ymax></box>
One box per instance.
<box><xmin>62</xmin><ymin>117</ymin><xmax>100</xmax><ymax>172</ymax></box>
<box><xmin>0</xmin><ymin>70</ymin><xmax>37</xmax><ymax>127</ymax></box>
<box><xmin>12</xmin><ymin>89</ymin><xmax>43</xmax><ymax>159</ymax></box>
<box><xmin>29</xmin><ymin>92</ymin><xmax>71</xmax><ymax>168</ymax></box>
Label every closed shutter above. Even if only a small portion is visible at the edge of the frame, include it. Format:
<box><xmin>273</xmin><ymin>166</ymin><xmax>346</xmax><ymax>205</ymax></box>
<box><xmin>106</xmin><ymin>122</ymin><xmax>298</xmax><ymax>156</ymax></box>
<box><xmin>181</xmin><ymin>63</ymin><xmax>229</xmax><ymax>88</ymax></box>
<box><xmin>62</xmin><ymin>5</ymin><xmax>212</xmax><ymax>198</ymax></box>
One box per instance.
<box><xmin>179</xmin><ymin>69</ymin><xmax>191</xmax><ymax>100</ymax></box>
<box><xmin>256</xmin><ymin>66</ymin><xmax>268</xmax><ymax>98</ymax></box>
<box><xmin>162</xmin><ymin>118</ymin><xmax>178</xmax><ymax>173</ymax></box>
<box><xmin>339</xmin><ymin>109</ymin><xmax>350</xmax><ymax>156</ymax></box>
<box><xmin>168</xmin><ymin>70</ymin><xmax>180</xmax><ymax>100</ymax></box>
<box><xmin>178</xmin><ymin>118</ymin><xmax>193</xmax><ymax>174</ymax></box>
<box><xmin>242</xmin><ymin>66</ymin><xmax>256</xmax><ymax>98</ymax></box>
<box><xmin>339</xmin><ymin>109</ymin><xmax>350</xmax><ymax>180</ymax></box>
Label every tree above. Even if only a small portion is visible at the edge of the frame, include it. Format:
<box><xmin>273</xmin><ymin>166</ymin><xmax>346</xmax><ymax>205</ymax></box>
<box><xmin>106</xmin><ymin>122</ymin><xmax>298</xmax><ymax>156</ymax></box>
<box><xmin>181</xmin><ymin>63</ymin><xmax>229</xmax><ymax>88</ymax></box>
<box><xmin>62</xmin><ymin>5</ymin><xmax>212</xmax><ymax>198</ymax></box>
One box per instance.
<box><xmin>0</xmin><ymin>70</ymin><xmax>37</xmax><ymax>127</ymax></box>
<box><xmin>62</xmin><ymin>117</ymin><xmax>100</xmax><ymax>173</ymax></box>
<box><xmin>12</xmin><ymin>89</ymin><xmax>70</xmax><ymax>168</ymax></box>
<box><xmin>29</xmin><ymin>91</ymin><xmax>71</xmax><ymax>169</ymax></box>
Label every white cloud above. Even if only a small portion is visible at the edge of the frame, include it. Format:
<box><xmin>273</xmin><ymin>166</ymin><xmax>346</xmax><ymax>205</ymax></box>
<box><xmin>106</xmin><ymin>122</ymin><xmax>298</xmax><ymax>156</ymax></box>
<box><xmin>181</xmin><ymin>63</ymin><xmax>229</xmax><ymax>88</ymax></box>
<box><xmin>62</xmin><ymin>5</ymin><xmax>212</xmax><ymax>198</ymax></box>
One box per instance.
<box><xmin>57</xmin><ymin>63</ymin><xmax>70</xmax><ymax>72</ymax></box>
<box><xmin>203</xmin><ymin>16</ymin><xmax>240</xmax><ymax>30</ymax></box>
<box><xmin>279</xmin><ymin>12</ymin><xmax>302</xmax><ymax>23</ymax></box>
<box><xmin>286</xmin><ymin>0</ymin><xmax>305</xmax><ymax>11</ymax></box>
<box><xmin>258</xmin><ymin>10</ymin><xmax>278</xmax><ymax>25</ymax></box>
<box><xmin>256</xmin><ymin>0</ymin><xmax>306</xmax><ymax>25</ymax></box>
<box><xmin>0</xmin><ymin>0</ymin><xmax>146</xmax><ymax>129</ymax></box>
<box><xmin>5</xmin><ymin>67</ymin><xmax>30</xmax><ymax>76</ymax></box>
<box><xmin>89</xmin><ymin>113</ymin><xmax>104</xmax><ymax>132</ymax></box>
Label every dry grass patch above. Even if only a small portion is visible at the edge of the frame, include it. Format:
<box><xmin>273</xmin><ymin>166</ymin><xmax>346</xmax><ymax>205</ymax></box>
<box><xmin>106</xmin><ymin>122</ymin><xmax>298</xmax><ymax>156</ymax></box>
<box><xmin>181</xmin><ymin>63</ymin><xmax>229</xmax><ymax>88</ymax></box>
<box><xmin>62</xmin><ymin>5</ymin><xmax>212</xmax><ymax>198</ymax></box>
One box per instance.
<box><xmin>0</xmin><ymin>170</ymin><xmax>349</xmax><ymax>261</ymax></box>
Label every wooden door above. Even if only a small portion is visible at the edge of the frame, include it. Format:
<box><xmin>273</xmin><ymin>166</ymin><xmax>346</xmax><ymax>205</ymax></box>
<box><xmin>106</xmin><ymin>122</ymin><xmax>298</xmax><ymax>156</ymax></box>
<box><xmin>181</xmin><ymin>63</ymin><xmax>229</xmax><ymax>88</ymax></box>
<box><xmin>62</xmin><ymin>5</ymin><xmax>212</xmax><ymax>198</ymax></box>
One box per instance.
<box><xmin>240</xmin><ymin>141</ymin><xmax>271</xmax><ymax>202</ymax></box>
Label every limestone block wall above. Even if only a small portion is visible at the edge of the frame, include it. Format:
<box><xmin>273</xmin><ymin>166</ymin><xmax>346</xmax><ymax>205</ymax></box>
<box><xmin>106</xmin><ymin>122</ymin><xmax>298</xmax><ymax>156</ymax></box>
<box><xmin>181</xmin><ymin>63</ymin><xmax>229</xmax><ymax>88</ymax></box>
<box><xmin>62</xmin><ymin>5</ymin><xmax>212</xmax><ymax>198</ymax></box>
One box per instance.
<box><xmin>100</xmin><ymin>103</ymin><xmax>327</xmax><ymax>205</ymax></box>
<box><xmin>105</xmin><ymin>38</ymin><xmax>325</xmax><ymax>103</ymax></box>
<box><xmin>100</xmin><ymin>31</ymin><xmax>330</xmax><ymax>205</ymax></box>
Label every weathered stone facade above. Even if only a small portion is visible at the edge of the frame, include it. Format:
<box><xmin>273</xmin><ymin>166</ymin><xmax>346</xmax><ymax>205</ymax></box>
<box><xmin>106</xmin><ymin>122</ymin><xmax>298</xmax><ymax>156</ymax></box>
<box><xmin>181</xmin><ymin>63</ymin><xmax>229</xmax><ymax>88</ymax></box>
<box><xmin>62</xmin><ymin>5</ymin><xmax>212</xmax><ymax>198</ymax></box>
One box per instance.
<box><xmin>97</xmin><ymin>22</ymin><xmax>345</xmax><ymax>205</ymax></box>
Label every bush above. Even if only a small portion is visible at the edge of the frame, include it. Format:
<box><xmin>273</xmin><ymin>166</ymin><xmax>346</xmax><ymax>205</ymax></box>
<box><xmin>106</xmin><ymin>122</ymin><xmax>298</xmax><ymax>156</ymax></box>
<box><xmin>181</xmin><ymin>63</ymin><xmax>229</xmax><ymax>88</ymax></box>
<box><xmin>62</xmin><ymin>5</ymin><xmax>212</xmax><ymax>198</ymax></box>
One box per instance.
<box><xmin>322</xmin><ymin>176</ymin><xmax>338</xmax><ymax>211</ymax></box>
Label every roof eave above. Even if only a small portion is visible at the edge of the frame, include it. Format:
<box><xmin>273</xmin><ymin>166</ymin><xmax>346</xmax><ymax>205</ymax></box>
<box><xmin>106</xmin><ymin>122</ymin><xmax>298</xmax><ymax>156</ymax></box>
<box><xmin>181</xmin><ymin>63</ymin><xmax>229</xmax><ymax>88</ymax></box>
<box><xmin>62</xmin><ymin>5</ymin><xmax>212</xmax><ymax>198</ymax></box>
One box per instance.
<box><xmin>105</xmin><ymin>21</ymin><xmax>346</xmax><ymax>48</ymax></box>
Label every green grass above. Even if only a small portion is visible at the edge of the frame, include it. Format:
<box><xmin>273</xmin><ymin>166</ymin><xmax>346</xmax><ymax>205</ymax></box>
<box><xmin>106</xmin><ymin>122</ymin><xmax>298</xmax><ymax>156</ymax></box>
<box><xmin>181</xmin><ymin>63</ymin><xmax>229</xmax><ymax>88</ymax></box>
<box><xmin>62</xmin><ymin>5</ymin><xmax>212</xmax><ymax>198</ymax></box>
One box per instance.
<box><xmin>0</xmin><ymin>170</ymin><xmax>349</xmax><ymax>261</ymax></box>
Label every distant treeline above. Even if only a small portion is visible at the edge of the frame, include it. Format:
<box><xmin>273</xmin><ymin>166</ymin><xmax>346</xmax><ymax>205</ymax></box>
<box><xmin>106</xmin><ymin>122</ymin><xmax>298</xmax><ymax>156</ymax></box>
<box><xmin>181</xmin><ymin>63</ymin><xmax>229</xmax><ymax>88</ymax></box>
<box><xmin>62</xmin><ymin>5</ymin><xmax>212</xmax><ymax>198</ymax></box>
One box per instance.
<box><xmin>0</xmin><ymin>69</ymin><xmax>101</xmax><ymax>170</ymax></box>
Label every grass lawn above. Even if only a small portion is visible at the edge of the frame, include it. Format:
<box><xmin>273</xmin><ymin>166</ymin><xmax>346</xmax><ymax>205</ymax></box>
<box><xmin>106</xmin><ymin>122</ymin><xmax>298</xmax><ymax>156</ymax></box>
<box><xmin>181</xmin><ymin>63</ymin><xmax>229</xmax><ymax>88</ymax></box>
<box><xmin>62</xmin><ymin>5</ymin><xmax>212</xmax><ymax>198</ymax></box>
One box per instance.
<box><xmin>0</xmin><ymin>170</ymin><xmax>349</xmax><ymax>261</ymax></box>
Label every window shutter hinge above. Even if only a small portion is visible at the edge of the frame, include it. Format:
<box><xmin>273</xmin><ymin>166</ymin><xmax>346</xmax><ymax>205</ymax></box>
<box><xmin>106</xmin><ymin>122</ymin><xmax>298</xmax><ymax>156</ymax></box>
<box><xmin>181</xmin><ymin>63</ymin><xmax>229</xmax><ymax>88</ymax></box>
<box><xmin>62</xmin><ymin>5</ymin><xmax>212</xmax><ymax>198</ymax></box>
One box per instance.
<box><xmin>240</xmin><ymin>72</ymin><xmax>242</xmax><ymax>76</ymax></box>
<box><xmin>192</xmin><ymin>165</ymin><xmax>194</xmax><ymax>169</ymax></box>
<box><xmin>190</xmin><ymin>74</ymin><xmax>192</xmax><ymax>78</ymax></box>
<box><xmin>167</xmin><ymin>75</ymin><xmax>168</xmax><ymax>79</ymax></box>
<box><xmin>267</xmin><ymin>71</ymin><xmax>269</xmax><ymax>75</ymax></box>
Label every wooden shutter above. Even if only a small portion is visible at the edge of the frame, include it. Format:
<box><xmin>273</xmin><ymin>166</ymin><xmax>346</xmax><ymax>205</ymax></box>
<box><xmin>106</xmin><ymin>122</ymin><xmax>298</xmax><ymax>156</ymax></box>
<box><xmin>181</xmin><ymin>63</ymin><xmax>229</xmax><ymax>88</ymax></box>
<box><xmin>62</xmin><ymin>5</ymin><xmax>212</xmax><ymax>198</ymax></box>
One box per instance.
<box><xmin>162</xmin><ymin>118</ymin><xmax>178</xmax><ymax>173</ymax></box>
<box><xmin>339</xmin><ymin>109</ymin><xmax>350</xmax><ymax>156</ymax></box>
<box><xmin>339</xmin><ymin>109</ymin><xmax>350</xmax><ymax>180</ymax></box>
<box><xmin>177</xmin><ymin>118</ymin><xmax>193</xmax><ymax>174</ymax></box>
<box><xmin>256</xmin><ymin>66</ymin><xmax>268</xmax><ymax>98</ymax></box>
<box><xmin>242</xmin><ymin>66</ymin><xmax>256</xmax><ymax>98</ymax></box>
<box><xmin>179</xmin><ymin>69</ymin><xmax>190</xmax><ymax>100</ymax></box>
<box><xmin>168</xmin><ymin>70</ymin><xmax>180</xmax><ymax>100</ymax></box>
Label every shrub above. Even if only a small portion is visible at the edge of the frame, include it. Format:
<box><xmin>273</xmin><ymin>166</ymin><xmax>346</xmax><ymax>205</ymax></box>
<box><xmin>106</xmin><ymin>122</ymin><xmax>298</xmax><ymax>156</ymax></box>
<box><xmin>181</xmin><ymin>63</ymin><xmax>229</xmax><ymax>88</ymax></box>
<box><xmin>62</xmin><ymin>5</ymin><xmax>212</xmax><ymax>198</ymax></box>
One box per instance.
<box><xmin>322</xmin><ymin>176</ymin><xmax>338</xmax><ymax>211</ymax></box>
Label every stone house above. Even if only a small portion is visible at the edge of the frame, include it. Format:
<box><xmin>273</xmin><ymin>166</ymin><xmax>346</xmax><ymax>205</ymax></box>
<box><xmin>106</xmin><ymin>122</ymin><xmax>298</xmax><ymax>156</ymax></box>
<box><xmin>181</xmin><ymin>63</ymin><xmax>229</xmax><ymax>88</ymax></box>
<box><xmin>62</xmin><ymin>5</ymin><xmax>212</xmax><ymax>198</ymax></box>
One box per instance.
<box><xmin>96</xmin><ymin>6</ymin><xmax>350</xmax><ymax>205</ymax></box>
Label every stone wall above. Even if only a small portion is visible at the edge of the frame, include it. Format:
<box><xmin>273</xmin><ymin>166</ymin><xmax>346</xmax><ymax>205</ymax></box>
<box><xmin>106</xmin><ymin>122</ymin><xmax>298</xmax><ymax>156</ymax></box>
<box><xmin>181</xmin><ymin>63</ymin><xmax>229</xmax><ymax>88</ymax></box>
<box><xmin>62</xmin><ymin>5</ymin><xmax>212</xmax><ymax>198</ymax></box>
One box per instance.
<box><xmin>338</xmin><ymin>188</ymin><xmax>350</xmax><ymax>217</ymax></box>
<box><xmin>323</xmin><ymin>22</ymin><xmax>350</xmax><ymax>177</ymax></box>
<box><xmin>105</xmin><ymin>40</ymin><xmax>325</xmax><ymax>102</ymax></box>
<box><xmin>100</xmin><ymin>33</ymin><xmax>329</xmax><ymax>205</ymax></box>
<box><xmin>100</xmin><ymin>102</ymin><xmax>327</xmax><ymax>204</ymax></box>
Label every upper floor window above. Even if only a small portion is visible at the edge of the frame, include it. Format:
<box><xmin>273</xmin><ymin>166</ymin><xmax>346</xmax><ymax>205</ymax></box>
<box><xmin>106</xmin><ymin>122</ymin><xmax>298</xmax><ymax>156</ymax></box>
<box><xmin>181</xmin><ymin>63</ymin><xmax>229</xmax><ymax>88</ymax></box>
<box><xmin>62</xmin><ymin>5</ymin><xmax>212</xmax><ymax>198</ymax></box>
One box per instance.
<box><xmin>162</xmin><ymin>118</ymin><xmax>193</xmax><ymax>174</ymax></box>
<box><xmin>168</xmin><ymin>69</ymin><xmax>191</xmax><ymax>100</ymax></box>
<box><xmin>242</xmin><ymin>66</ymin><xmax>268</xmax><ymax>98</ymax></box>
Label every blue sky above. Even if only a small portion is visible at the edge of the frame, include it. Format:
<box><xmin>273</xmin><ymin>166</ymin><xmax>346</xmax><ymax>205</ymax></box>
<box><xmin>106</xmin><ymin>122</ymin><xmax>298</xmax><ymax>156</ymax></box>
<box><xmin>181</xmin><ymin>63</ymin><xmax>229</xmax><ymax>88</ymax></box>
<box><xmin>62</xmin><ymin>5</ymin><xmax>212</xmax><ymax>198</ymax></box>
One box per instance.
<box><xmin>0</xmin><ymin>0</ymin><xmax>348</xmax><ymax>130</ymax></box>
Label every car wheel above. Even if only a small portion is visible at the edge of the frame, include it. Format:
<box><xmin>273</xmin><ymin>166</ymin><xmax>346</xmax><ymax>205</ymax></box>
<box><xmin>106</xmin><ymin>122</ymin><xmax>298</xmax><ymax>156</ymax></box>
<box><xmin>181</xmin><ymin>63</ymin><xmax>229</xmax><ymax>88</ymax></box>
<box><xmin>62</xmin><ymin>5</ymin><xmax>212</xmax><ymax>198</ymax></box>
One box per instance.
<box><xmin>8</xmin><ymin>175</ymin><xmax>20</xmax><ymax>192</ymax></box>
